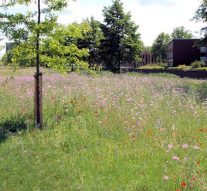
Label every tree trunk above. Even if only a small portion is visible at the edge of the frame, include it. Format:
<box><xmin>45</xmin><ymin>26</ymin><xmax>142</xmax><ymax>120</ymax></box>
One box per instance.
<box><xmin>34</xmin><ymin>0</ymin><xmax>43</xmax><ymax>128</ymax></box>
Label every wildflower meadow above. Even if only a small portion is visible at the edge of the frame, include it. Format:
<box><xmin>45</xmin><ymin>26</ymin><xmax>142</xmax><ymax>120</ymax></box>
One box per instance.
<box><xmin>0</xmin><ymin>68</ymin><xmax>207</xmax><ymax>190</ymax></box>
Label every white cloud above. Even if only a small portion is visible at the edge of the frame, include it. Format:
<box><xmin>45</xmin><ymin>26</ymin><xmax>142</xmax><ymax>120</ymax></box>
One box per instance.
<box><xmin>123</xmin><ymin>0</ymin><xmax>205</xmax><ymax>45</ymax></box>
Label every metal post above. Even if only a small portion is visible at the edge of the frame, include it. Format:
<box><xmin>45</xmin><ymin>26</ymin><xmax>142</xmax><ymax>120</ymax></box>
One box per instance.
<box><xmin>34</xmin><ymin>72</ymin><xmax>43</xmax><ymax>128</ymax></box>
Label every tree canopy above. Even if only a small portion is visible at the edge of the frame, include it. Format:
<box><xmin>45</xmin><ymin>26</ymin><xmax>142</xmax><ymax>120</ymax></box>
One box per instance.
<box><xmin>0</xmin><ymin>0</ymin><xmax>88</xmax><ymax>73</ymax></box>
<box><xmin>171</xmin><ymin>26</ymin><xmax>193</xmax><ymax>39</ymax></box>
<box><xmin>42</xmin><ymin>22</ymin><xmax>91</xmax><ymax>73</ymax></box>
<box><xmin>194</xmin><ymin>0</ymin><xmax>207</xmax><ymax>43</ymax></box>
<box><xmin>77</xmin><ymin>17</ymin><xmax>104</xmax><ymax>66</ymax></box>
<box><xmin>151</xmin><ymin>32</ymin><xmax>171</xmax><ymax>62</ymax></box>
<box><xmin>100</xmin><ymin>0</ymin><xmax>143</xmax><ymax>71</ymax></box>
<box><xmin>1</xmin><ymin>0</ymin><xmax>144</xmax><ymax>72</ymax></box>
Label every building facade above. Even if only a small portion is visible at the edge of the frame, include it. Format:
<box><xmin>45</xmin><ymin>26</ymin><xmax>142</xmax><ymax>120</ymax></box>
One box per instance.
<box><xmin>167</xmin><ymin>39</ymin><xmax>206</xmax><ymax>67</ymax></box>
<box><xmin>141</xmin><ymin>52</ymin><xmax>156</xmax><ymax>65</ymax></box>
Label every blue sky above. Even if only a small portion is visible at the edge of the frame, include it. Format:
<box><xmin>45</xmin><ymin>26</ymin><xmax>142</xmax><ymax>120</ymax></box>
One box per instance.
<box><xmin>0</xmin><ymin>0</ymin><xmax>205</xmax><ymax>56</ymax></box>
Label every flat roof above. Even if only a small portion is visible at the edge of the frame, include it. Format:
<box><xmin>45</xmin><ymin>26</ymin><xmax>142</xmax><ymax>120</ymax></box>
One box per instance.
<box><xmin>168</xmin><ymin>38</ymin><xmax>200</xmax><ymax>45</ymax></box>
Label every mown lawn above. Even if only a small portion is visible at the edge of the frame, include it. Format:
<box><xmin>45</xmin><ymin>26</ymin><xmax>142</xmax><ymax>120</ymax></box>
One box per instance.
<box><xmin>0</xmin><ymin>68</ymin><xmax>207</xmax><ymax>191</ymax></box>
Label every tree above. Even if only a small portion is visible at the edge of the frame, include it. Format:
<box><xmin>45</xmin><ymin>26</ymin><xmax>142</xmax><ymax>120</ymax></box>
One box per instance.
<box><xmin>0</xmin><ymin>1</ymin><xmax>73</xmax><ymax>67</ymax></box>
<box><xmin>100</xmin><ymin>0</ymin><xmax>143</xmax><ymax>72</ymax></box>
<box><xmin>171</xmin><ymin>26</ymin><xmax>193</xmax><ymax>39</ymax></box>
<box><xmin>194</xmin><ymin>0</ymin><xmax>207</xmax><ymax>43</ymax></box>
<box><xmin>77</xmin><ymin>17</ymin><xmax>104</xmax><ymax>66</ymax></box>
<box><xmin>143</xmin><ymin>46</ymin><xmax>152</xmax><ymax>53</ymax></box>
<box><xmin>42</xmin><ymin>22</ymin><xmax>91</xmax><ymax>73</ymax></box>
<box><xmin>151</xmin><ymin>33</ymin><xmax>171</xmax><ymax>62</ymax></box>
<box><xmin>0</xmin><ymin>0</ymin><xmax>75</xmax><ymax>128</ymax></box>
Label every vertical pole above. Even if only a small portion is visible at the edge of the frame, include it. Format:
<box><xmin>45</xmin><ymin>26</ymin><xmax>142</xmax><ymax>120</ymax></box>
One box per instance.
<box><xmin>34</xmin><ymin>73</ymin><xmax>43</xmax><ymax>128</ymax></box>
<box><xmin>34</xmin><ymin>0</ymin><xmax>43</xmax><ymax>128</ymax></box>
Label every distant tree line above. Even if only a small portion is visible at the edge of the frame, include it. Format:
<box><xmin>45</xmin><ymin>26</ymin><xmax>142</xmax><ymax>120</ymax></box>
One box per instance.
<box><xmin>0</xmin><ymin>0</ymin><xmax>143</xmax><ymax>72</ymax></box>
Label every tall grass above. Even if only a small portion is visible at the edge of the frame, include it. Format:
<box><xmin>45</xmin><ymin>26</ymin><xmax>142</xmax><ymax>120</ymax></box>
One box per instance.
<box><xmin>0</xmin><ymin>69</ymin><xmax>207</xmax><ymax>190</ymax></box>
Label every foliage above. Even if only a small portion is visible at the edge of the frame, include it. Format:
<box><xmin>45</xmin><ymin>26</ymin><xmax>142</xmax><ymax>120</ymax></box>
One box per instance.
<box><xmin>0</xmin><ymin>115</ymin><xmax>28</xmax><ymax>142</ymax></box>
<box><xmin>1</xmin><ymin>22</ymin><xmax>91</xmax><ymax>72</ymax></box>
<box><xmin>171</xmin><ymin>26</ymin><xmax>193</xmax><ymax>39</ymax></box>
<box><xmin>41</xmin><ymin>22</ymin><xmax>91</xmax><ymax>73</ymax></box>
<box><xmin>100</xmin><ymin>0</ymin><xmax>143</xmax><ymax>71</ymax></box>
<box><xmin>0</xmin><ymin>0</ymin><xmax>62</xmax><ymax>43</ymax></box>
<box><xmin>1</xmin><ymin>53</ymin><xmax>8</xmax><ymax>65</ymax></box>
<box><xmin>139</xmin><ymin>63</ymin><xmax>207</xmax><ymax>72</ymax></box>
<box><xmin>9</xmin><ymin>40</ymin><xmax>37</xmax><ymax>68</ymax></box>
<box><xmin>192</xmin><ymin>67</ymin><xmax>207</xmax><ymax>71</ymax></box>
<box><xmin>78</xmin><ymin>17</ymin><xmax>104</xmax><ymax>66</ymax></box>
<box><xmin>143</xmin><ymin>46</ymin><xmax>152</xmax><ymax>53</ymax></box>
<box><xmin>0</xmin><ymin>0</ymin><xmax>143</xmax><ymax>72</ymax></box>
<box><xmin>151</xmin><ymin>32</ymin><xmax>171</xmax><ymax>62</ymax></box>
<box><xmin>138</xmin><ymin>64</ymin><xmax>165</xmax><ymax>70</ymax></box>
<box><xmin>168</xmin><ymin>64</ymin><xmax>191</xmax><ymax>71</ymax></box>
<box><xmin>191</xmin><ymin>60</ymin><xmax>205</xmax><ymax>69</ymax></box>
<box><xmin>146</xmin><ymin>63</ymin><xmax>207</xmax><ymax>71</ymax></box>
<box><xmin>0</xmin><ymin>0</ymin><xmax>83</xmax><ymax>73</ymax></box>
<box><xmin>194</xmin><ymin>0</ymin><xmax>207</xmax><ymax>43</ymax></box>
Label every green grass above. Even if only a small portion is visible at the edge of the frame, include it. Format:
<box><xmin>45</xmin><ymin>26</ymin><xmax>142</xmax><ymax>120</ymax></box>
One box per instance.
<box><xmin>0</xmin><ymin>68</ymin><xmax>207</xmax><ymax>190</ymax></box>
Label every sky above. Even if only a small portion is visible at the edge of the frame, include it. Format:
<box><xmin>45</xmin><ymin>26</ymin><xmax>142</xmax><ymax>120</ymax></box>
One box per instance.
<box><xmin>0</xmin><ymin>0</ymin><xmax>205</xmax><ymax>56</ymax></box>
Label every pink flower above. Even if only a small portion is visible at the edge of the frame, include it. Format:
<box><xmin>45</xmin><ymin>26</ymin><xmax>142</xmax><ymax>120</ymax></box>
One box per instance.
<box><xmin>168</xmin><ymin>144</ymin><xmax>173</xmax><ymax>150</ymax></box>
<box><xmin>173</xmin><ymin>156</ymin><xmax>179</xmax><ymax>161</ymax></box>
<box><xmin>163</xmin><ymin>175</ymin><xmax>169</xmax><ymax>181</ymax></box>
<box><xmin>182</xmin><ymin>144</ymin><xmax>189</xmax><ymax>149</ymax></box>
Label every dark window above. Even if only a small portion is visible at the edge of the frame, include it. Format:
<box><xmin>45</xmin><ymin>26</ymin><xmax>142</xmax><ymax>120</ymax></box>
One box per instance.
<box><xmin>200</xmin><ymin>53</ymin><xmax>206</xmax><ymax>57</ymax></box>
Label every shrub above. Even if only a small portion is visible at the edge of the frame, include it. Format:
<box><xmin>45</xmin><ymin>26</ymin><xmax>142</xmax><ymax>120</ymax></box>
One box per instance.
<box><xmin>157</xmin><ymin>62</ymin><xmax>168</xmax><ymax>68</ymax></box>
<box><xmin>138</xmin><ymin>64</ymin><xmax>165</xmax><ymax>70</ymax></box>
<box><xmin>191</xmin><ymin>60</ymin><xmax>205</xmax><ymax>69</ymax></box>
<box><xmin>0</xmin><ymin>116</ymin><xmax>28</xmax><ymax>142</ymax></box>
<box><xmin>192</xmin><ymin>67</ymin><xmax>207</xmax><ymax>71</ymax></box>
<box><xmin>169</xmin><ymin>65</ymin><xmax>191</xmax><ymax>71</ymax></box>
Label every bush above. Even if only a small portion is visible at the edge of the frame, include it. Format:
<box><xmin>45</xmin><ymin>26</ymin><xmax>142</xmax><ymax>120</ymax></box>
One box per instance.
<box><xmin>169</xmin><ymin>65</ymin><xmax>191</xmax><ymax>71</ymax></box>
<box><xmin>176</xmin><ymin>64</ymin><xmax>191</xmax><ymax>71</ymax></box>
<box><xmin>191</xmin><ymin>60</ymin><xmax>205</xmax><ymax>69</ymax></box>
<box><xmin>0</xmin><ymin>116</ymin><xmax>28</xmax><ymax>142</ymax></box>
<box><xmin>192</xmin><ymin>67</ymin><xmax>207</xmax><ymax>71</ymax></box>
<box><xmin>157</xmin><ymin>62</ymin><xmax>168</xmax><ymax>68</ymax></box>
<box><xmin>138</xmin><ymin>64</ymin><xmax>165</xmax><ymax>70</ymax></box>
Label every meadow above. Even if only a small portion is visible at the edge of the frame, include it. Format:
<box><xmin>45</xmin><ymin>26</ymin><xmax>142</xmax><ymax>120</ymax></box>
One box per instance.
<box><xmin>0</xmin><ymin>67</ymin><xmax>207</xmax><ymax>191</ymax></box>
